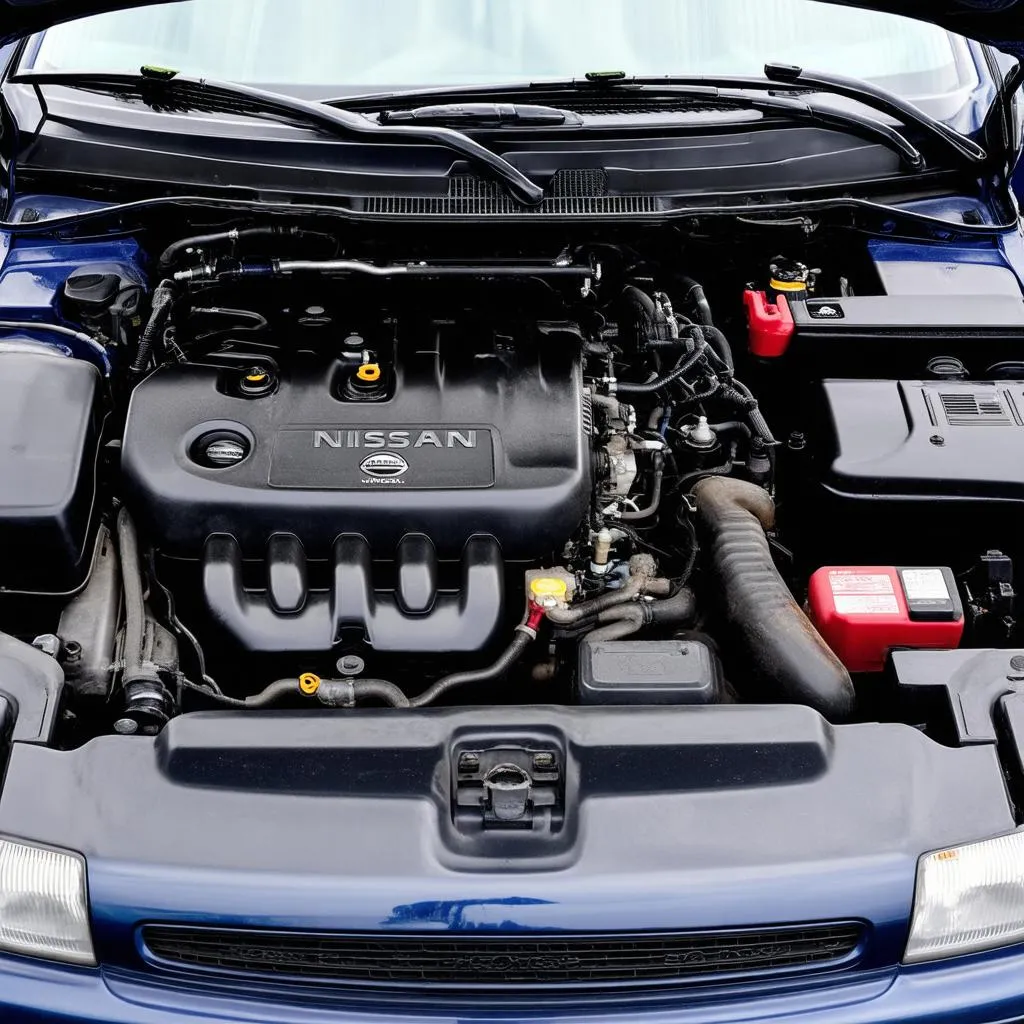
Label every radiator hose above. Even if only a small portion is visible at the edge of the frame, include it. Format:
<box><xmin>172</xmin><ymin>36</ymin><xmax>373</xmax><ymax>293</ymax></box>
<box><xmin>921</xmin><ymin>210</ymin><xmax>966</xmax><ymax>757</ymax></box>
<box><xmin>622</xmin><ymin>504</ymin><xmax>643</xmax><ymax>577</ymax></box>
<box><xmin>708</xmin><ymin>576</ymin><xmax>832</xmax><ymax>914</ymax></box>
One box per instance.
<box><xmin>692</xmin><ymin>477</ymin><xmax>855</xmax><ymax>722</ymax></box>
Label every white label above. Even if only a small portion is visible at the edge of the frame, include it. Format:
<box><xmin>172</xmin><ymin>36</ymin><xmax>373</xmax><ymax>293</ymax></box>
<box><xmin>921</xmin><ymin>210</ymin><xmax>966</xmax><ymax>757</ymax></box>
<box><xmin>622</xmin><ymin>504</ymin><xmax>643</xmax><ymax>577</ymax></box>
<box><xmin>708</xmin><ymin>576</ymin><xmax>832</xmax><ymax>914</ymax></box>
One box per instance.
<box><xmin>901</xmin><ymin>569</ymin><xmax>950</xmax><ymax>602</ymax></box>
<box><xmin>828</xmin><ymin>571</ymin><xmax>898</xmax><ymax>615</ymax></box>
<box><xmin>834</xmin><ymin>594</ymin><xmax>900</xmax><ymax>615</ymax></box>
<box><xmin>828</xmin><ymin>572</ymin><xmax>895</xmax><ymax>595</ymax></box>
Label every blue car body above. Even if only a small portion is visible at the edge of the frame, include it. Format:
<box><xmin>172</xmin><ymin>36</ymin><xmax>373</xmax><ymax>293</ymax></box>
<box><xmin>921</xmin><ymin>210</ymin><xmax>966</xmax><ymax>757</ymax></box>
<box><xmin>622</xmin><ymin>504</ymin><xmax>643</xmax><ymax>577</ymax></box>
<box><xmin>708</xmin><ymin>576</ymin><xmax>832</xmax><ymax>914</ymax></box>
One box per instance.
<box><xmin>1</xmin><ymin>2</ymin><xmax>1024</xmax><ymax>1022</ymax></box>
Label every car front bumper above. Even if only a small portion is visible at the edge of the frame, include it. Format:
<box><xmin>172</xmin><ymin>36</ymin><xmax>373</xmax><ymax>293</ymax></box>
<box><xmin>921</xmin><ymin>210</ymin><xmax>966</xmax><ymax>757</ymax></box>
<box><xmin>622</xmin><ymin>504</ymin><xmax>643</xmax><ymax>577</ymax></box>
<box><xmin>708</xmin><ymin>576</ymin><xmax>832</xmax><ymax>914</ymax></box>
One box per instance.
<box><xmin>3</xmin><ymin>946</ymin><xmax>1024</xmax><ymax>1024</ymax></box>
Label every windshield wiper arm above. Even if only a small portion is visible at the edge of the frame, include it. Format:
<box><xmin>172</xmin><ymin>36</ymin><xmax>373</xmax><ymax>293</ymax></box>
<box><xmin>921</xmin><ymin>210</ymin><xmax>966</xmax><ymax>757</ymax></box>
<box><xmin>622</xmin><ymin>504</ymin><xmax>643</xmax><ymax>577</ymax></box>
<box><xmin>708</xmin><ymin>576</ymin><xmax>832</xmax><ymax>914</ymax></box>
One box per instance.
<box><xmin>720</xmin><ymin>87</ymin><xmax>924</xmax><ymax>170</ymax></box>
<box><xmin>762</xmin><ymin>63</ymin><xmax>987</xmax><ymax>166</ymax></box>
<box><xmin>380</xmin><ymin>102</ymin><xmax>578</xmax><ymax>127</ymax></box>
<box><xmin>9</xmin><ymin>69</ymin><xmax>545</xmax><ymax>206</ymax></box>
<box><xmin>335</xmin><ymin>65</ymin><xmax>983</xmax><ymax>172</ymax></box>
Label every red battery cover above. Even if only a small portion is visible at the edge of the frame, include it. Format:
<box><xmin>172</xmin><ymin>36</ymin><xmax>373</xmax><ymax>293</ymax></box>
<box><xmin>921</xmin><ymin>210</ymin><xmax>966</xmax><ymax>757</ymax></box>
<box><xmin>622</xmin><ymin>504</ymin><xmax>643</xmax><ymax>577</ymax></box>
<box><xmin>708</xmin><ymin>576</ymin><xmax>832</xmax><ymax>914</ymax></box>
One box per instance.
<box><xmin>807</xmin><ymin>566</ymin><xmax>964</xmax><ymax>673</ymax></box>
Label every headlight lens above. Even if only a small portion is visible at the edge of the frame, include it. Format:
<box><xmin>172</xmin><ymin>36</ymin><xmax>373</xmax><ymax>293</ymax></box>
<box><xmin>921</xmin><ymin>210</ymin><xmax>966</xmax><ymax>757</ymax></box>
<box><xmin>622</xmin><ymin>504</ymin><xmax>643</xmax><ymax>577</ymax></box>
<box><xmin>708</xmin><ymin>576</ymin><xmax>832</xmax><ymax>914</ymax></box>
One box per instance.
<box><xmin>0</xmin><ymin>838</ymin><xmax>95</xmax><ymax>966</ymax></box>
<box><xmin>905</xmin><ymin>830</ymin><xmax>1024</xmax><ymax>964</ymax></box>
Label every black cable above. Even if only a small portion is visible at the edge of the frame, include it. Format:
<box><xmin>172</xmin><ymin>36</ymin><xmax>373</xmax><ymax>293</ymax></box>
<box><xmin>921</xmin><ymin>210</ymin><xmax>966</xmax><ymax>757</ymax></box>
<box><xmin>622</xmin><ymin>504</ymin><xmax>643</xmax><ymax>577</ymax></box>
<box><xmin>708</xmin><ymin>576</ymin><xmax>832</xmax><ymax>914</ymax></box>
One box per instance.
<box><xmin>408</xmin><ymin>629</ymin><xmax>535</xmax><ymax>708</ymax></box>
<box><xmin>132</xmin><ymin>279</ymin><xmax>176</xmax><ymax>374</ymax></box>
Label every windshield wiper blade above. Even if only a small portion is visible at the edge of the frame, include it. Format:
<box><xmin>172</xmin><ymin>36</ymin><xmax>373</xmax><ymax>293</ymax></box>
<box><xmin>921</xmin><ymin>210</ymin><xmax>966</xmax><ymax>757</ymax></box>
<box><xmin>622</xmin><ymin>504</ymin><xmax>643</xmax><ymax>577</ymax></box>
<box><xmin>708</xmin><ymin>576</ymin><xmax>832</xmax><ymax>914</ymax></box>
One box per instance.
<box><xmin>348</xmin><ymin>81</ymin><xmax>922</xmax><ymax>169</ymax></box>
<box><xmin>380</xmin><ymin>102</ymin><xmax>578</xmax><ymax>127</ymax></box>
<box><xmin>336</xmin><ymin>65</ymin><xmax>983</xmax><ymax>172</ymax></box>
<box><xmin>762</xmin><ymin>63</ymin><xmax>987</xmax><ymax>166</ymax></box>
<box><xmin>9</xmin><ymin>69</ymin><xmax>545</xmax><ymax>206</ymax></box>
<box><xmin>722</xmin><ymin>88</ymin><xmax>924</xmax><ymax>170</ymax></box>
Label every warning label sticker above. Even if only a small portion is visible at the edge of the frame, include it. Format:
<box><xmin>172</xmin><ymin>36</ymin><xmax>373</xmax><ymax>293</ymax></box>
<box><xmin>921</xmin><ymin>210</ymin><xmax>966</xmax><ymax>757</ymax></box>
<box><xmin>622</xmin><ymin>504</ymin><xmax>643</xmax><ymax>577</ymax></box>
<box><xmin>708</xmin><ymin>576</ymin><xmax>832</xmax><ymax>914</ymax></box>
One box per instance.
<box><xmin>829</xmin><ymin>571</ymin><xmax>899</xmax><ymax>615</ymax></box>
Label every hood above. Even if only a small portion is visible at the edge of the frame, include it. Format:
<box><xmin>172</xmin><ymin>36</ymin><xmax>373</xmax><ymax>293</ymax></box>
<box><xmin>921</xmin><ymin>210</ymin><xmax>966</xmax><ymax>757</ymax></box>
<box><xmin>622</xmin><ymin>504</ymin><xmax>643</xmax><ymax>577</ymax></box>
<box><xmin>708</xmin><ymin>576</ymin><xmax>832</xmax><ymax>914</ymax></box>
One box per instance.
<box><xmin>1</xmin><ymin>0</ymin><xmax>1024</xmax><ymax>57</ymax></box>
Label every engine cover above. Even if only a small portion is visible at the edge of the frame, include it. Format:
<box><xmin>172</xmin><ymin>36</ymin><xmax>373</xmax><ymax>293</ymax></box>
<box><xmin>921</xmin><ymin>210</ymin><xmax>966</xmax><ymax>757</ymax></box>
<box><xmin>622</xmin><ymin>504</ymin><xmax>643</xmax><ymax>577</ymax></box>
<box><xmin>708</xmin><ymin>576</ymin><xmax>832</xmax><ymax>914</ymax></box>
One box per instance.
<box><xmin>121</xmin><ymin>348</ymin><xmax>591</xmax><ymax>563</ymax></box>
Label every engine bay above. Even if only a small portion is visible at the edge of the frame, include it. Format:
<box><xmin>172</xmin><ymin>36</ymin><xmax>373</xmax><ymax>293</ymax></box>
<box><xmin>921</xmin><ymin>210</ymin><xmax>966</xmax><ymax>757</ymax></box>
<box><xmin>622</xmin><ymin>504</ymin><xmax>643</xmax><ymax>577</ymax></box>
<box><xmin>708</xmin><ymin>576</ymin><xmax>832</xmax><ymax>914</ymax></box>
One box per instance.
<box><xmin>4</xmin><ymin>212</ymin><xmax>1024</xmax><ymax>744</ymax></box>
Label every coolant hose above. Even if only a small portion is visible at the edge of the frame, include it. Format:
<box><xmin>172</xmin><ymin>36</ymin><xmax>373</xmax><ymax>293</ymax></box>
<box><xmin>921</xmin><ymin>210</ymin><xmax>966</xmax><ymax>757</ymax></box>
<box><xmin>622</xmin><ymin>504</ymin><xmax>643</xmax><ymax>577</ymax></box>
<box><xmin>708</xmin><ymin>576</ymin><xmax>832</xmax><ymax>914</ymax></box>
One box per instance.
<box><xmin>587</xmin><ymin>588</ymin><xmax>697</xmax><ymax>641</ymax></box>
<box><xmin>545</xmin><ymin>573</ymin><xmax>672</xmax><ymax>626</ymax></box>
<box><xmin>692</xmin><ymin>477</ymin><xmax>855</xmax><ymax>722</ymax></box>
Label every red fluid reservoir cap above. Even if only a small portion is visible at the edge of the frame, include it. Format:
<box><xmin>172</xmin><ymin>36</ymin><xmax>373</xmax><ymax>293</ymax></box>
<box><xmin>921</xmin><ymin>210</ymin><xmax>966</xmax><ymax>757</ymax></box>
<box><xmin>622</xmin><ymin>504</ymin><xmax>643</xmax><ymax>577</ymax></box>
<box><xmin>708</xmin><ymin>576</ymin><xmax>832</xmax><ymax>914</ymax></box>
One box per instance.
<box><xmin>807</xmin><ymin>566</ymin><xmax>964</xmax><ymax>673</ymax></box>
<box><xmin>743</xmin><ymin>289</ymin><xmax>794</xmax><ymax>358</ymax></box>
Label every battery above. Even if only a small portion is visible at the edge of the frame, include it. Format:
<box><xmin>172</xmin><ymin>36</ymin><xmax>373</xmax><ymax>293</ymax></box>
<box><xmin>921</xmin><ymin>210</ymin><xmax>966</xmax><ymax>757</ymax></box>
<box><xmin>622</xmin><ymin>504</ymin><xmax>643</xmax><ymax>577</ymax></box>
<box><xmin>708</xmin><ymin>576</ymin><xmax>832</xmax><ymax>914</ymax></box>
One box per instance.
<box><xmin>807</xmin><ymin>566</ymin><xmax>964</xmax><ymax>673</ymax></box>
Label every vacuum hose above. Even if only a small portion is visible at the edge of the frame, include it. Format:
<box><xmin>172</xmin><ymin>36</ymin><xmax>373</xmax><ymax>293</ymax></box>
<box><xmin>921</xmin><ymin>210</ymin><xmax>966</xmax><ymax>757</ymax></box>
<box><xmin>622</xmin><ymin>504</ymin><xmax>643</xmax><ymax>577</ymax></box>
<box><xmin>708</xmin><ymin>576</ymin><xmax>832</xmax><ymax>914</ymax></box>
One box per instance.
<box><xmin>691</xmin><ymin>477</ymin><xmax>855</xmax><ymax>722</ymax></box>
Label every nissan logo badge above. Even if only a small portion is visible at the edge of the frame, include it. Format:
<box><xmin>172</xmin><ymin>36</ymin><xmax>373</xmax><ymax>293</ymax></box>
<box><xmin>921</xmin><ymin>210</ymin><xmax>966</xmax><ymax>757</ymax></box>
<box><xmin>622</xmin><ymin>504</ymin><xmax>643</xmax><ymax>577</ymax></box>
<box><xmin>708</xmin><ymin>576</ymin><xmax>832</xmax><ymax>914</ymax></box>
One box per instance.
<box><xmin>360</xmin><ymin>452</ymin><xmax>409</xmax><ymax>478</ymax></box>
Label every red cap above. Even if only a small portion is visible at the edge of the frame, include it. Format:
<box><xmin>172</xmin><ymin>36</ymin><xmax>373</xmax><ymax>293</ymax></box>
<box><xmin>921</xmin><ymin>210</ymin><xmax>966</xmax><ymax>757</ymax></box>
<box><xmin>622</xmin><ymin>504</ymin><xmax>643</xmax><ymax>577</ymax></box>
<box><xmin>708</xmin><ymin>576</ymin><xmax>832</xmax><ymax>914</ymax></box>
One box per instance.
<box><xmin>744</xmin><ymin>289</ymin><xmax>794</xmax><ymax>358</ymax></box>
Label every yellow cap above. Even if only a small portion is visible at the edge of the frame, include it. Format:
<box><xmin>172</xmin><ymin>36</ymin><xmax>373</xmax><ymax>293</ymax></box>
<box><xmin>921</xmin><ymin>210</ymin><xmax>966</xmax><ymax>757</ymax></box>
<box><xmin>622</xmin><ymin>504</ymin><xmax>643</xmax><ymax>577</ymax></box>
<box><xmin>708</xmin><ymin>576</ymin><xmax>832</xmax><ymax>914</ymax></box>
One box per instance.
<box><xmin>246</xmin><ymin>371</ymin><xmax>268</xmax><ymax>383</ymax></box>
<box><xmin>769</xmin><ymin>279</ymin><xmax>807</xmax><ymax>293</ymax></box>
<box><xmin>357</xmin><ymin>363</ymin><xmax>382</xmax><ymax>382</ymax></box>
<box><xmin>298</xmin><ymin>672</ymin><xmax>321</xmax><ymax>695</ymax></box>
<box><xmin>530</xmin><ymin>577</ymin><xmax>568</xmax><ymax>602</ymax></box>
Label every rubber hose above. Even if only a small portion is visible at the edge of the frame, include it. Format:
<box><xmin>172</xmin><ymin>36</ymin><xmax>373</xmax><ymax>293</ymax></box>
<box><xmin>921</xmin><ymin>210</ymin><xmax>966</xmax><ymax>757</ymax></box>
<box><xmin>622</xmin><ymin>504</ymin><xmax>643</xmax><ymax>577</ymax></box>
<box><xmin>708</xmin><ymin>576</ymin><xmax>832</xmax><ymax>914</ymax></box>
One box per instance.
<box><xmin>408</xmin><ymin>629</ymin><xmax>534</xmax><ymax>708</ymax></box>
<box><xmin>619</xmin><ymin>454</ymin><xmax>665</xmax><ymax>522</ymax></box>
<box><xmin>692</xmin><ymin>477</ymin><xmax>855</xmax><ymax>722</ymax></box>
<box><xmin>618</xmin><ymin>285</ymin><xmax>657</xmax><ymax>351</ymax></box>
<box><xmin>246</xmin><ymin>679</ymin><xmax>301</xmax><ymax>708</ymax></box>
<box><xmin>349</xmin><ymin>679</ymin><xmax>411</xmax><ymax>708</ymax></box>
<box><xmin>703</xmin><ymin>324</ymin><xmax>735</xmax><ymax>372</ymax></box>
<box><xmin>706</xmin><ymin>420</ymin><xmax>752</xmax><ymax>439</ymax></box>
<box><xmin>616</xmin><ymin>333</ymin><xmax>707</xmax><ymax>395</ymax></box>
<box><xmin>587</xmin><ymin>587</ymin><xmax>697</xmax><ymax>642</ymax></box>
<box><xmin>649</xmin><ymin>587</ymin><xmax>698</xmax><ymax>626</ymax></box>
<box><xmin>545</xmin><ymin>576</ymin><xmax>647</xmax><ymax>625</ymax></box>
<box><xmin>158</xmin><ymin>225</ymin><xmax>333</xmax><ymax>273</ymax></box>
<box><xmin>674</xmin><ymin>275</ymin><xmax>714</xmax><ymax>326</ymax></box>
<box><xmin>116</xmin><ymin>508</ymin><xmax>147</xmax><ymax>685</ymax></box>
<box><xmin>587</xmin><ymin>607</ymin><xmax>646</xmax><ymax>642</ymax></box>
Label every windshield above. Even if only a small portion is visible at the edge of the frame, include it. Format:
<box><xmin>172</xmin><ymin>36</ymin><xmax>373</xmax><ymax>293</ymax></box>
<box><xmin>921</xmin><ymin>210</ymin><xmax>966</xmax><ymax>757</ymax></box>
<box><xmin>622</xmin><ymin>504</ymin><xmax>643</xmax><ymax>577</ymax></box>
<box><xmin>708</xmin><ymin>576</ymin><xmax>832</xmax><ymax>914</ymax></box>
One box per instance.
<box><xmin>25</xmin><ymin>0</ymin><xmax>978</xmax><ymax>109</ymax></box>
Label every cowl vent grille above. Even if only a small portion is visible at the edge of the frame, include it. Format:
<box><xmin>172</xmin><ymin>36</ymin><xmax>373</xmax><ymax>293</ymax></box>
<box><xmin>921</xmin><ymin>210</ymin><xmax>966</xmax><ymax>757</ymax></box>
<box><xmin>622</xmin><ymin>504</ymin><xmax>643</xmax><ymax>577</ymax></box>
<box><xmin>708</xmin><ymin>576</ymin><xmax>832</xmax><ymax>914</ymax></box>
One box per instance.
<box><xmin>364</xmin><ymin>171</ymin><xmax>660</xmax><ymax>216</ymax></box>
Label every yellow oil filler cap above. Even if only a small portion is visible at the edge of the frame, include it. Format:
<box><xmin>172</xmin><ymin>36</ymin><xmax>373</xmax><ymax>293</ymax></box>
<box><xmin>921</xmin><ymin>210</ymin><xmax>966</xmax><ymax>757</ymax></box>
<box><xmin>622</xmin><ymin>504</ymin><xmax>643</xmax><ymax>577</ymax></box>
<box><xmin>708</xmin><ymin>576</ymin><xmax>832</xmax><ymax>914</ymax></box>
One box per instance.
<box><xmin>530</xmin><ymin>577</ymin><xmax>569</xmax><ymax>606</ymax></box>
<box><xmin>298</xmin><ymin>673</ymin><xmax>321</xmax><ymax>695</ymax></box>
<box><xmin>356</xmin><ymin>363</ymin><xmax>382</xmax><ymax>383</ymax></box>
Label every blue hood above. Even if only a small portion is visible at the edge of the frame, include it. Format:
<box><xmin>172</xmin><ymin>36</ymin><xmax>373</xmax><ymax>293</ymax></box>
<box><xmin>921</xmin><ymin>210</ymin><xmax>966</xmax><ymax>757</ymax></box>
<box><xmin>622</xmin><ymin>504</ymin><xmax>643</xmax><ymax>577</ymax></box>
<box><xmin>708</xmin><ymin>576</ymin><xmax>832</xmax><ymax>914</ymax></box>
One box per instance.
<box><xmin>1</xmin><ymin>0</ymin><xmax>1024</xmax><ymax>57</ymax></box>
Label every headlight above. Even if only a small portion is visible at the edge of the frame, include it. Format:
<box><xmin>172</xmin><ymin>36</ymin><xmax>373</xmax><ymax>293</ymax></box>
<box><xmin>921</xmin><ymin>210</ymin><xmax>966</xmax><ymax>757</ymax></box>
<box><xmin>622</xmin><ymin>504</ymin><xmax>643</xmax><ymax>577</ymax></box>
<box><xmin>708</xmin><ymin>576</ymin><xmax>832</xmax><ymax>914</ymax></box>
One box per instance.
<box><xmin>0</xmin><ymin>838</ymin><xmax>95</xmax><ymax>966</ymax></box>
<box><xmin>905</xmin><ymin>830</ymin><xmax>1024</xmax><ymax>964</ymax></box>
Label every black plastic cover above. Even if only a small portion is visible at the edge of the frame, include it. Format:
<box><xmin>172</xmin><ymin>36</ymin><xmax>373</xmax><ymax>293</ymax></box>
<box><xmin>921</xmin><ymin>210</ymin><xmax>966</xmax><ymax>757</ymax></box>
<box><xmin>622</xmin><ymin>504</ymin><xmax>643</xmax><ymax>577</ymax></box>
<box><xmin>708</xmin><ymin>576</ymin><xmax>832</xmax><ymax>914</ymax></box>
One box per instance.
<box><xmin>823</xmin><ymin>379</ymin><xmax>1024</xmax><ymax>501</ymax></box>
<box><xmin>203</xmin><ymin>532</ymin><xmax>504</xmax><ymax>653</ymax></box>
<box><xmin>122</xmin><ymin>353</ymin><xmax>590</xmax><ymax>560</ymax></box>
<box><xmin>0</xmin><ymin>632</ymin><xmax>64</xmax><ymax>745</ymax></box>
<box><xmin>0</xmin><ymin>347</ymin><xmax>102</xmax><ymax>593</ymax></box>
<box><xmin>577</xmin><ymin>638</ymin><xmax>721</xmax><ymax>705</ymax></box>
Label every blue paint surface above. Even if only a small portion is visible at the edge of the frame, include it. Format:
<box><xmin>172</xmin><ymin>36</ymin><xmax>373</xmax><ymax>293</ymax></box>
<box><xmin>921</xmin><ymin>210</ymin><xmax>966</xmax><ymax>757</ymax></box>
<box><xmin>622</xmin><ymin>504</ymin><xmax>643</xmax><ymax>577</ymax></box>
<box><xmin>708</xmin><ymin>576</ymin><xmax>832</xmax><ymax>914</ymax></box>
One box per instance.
<box><xmin>0</xmin><ymin>194</ymin><xmax>147</xmax><ymax>370</ymax></box>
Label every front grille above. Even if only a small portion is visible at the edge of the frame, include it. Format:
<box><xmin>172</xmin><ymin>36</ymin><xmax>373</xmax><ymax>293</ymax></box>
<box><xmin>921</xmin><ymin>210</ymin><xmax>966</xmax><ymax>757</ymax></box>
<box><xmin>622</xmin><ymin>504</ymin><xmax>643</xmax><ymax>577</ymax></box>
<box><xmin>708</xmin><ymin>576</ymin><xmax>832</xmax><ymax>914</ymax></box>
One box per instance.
<box><xmin>142</xmin><ymin>923</ymin><xmax>863</xmax><ymax>989</ymax></box>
